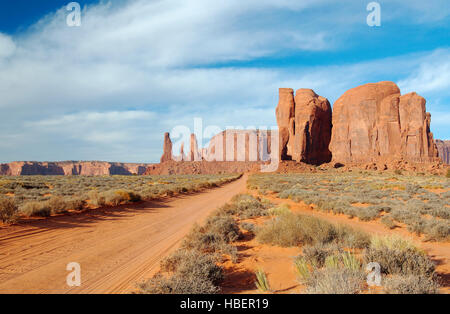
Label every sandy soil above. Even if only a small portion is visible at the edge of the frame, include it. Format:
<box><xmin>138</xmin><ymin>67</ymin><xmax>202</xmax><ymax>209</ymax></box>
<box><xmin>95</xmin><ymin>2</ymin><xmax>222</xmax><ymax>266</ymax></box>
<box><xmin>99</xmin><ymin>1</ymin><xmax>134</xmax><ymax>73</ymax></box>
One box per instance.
<box><xmin>0</xmin><ymin>175</ymin><xmax>246</xmax><ymax>294</ymax></box>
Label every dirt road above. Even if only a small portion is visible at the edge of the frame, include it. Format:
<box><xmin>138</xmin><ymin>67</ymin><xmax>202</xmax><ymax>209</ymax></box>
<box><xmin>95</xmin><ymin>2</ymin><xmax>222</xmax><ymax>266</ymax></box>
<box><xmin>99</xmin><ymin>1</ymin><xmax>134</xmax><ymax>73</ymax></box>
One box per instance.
<box><xmin>0</xmin><ymin>176</ymin><xmax>246</xmax><ymax>294</ymax></box>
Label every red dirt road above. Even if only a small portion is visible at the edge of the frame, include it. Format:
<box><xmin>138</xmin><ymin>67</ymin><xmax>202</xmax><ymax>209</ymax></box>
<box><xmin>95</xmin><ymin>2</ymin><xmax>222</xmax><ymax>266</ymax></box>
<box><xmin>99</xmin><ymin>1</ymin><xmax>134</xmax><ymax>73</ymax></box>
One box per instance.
<box><xmin>0</xmin><ymin>176</ymin><xmax>246</xmax><ymax>294</ymax></box>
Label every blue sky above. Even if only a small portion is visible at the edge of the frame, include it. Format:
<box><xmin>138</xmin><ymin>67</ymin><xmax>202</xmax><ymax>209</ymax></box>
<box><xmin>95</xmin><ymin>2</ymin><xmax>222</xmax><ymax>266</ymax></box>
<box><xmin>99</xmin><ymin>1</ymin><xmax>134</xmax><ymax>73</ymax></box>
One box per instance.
<box><xmin>0</xmin><ymin>0</ymin><xmax>449</xmax><ymax>163</ymax></box>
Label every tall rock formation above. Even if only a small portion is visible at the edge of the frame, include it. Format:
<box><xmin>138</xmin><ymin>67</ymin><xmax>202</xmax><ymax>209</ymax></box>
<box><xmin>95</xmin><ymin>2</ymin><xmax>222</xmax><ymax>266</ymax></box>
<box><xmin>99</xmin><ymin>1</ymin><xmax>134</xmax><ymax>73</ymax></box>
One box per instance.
<box><xmin>436</xmin><ymin>139</ymin><xmax>450</xmax><ymax>164</ymax></box>
<box><xmin>275</xmin><ymin>88</ymin><xmax>332</xmax><ymax>165</ymax></box>
<box><xmin>160</xmin><ymin>132</ymin><xmax>173</xmax><ymax>163</ymax></box>
<box><xmin>275</xmin><ymin>88</ymin><xmax>295</xmax><ymax>160</ymax></box>
<box><xmin>329</xmin><ymin>81</ymin><xmax>439</xmax><ymax>163</ymax></box>
<box><xmin>189</xmin><ymin>133</ymin><xmax>202</xmax><ymax>161</ymax></box>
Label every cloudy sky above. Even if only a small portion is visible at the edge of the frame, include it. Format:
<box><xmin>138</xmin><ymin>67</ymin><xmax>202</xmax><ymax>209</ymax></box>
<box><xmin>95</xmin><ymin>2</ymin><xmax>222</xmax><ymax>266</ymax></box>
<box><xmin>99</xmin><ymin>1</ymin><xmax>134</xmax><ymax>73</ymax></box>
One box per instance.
<box><xmin>0</xmin><ymin>0</ymin><xmax>449</xmax><ymax>163</ymax></box>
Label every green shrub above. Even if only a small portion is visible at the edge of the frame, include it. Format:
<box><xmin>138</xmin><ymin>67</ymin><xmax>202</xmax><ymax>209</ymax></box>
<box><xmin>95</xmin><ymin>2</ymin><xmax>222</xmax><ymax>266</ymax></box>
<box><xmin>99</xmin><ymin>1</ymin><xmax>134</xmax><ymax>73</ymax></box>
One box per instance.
<box><xmin>0</xmin><ymin>197</ymin><xmax>18</xmax><ymax>223</ymax></box>
<box><xmin>384</xmin><ymin>275</ymin><xmax>439</xmax><ymax>294</ymax></box>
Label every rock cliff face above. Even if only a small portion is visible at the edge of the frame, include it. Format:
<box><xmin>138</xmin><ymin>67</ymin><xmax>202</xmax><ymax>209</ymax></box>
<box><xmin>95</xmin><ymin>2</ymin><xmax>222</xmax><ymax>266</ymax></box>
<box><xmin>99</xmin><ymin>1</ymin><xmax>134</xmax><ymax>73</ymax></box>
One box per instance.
<box><xmin>205</xmin><ymin>130</ymin><xmax>273</xmax><ymax>162</ymax></box>
<box><xmin>329</xmin><ymin>81</ymin><xmax>439</xmax><ymax>163</ymax></box>
<box><xmin>0</xmin><ymin>161</ymin><xmax>150</xmax><ymax>176</ymax></box>
<box><xmin>275</xmin><ymin>88</ymin><xmax>332</xmax><ymax>165</ymax></box>
<box><xmin>436</xmin><ymin>140</ymin><xmax>450</xmax><ymax>164</ymax></box>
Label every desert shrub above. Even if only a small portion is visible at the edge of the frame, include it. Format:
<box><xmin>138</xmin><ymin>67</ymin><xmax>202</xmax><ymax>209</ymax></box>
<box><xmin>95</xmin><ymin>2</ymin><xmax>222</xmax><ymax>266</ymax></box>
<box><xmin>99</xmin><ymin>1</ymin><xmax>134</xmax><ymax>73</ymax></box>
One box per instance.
<box><xmin>46</xmin><ymin>196</ymin><xmax>69</xmax><ymax>214</ymax></box>
<box><xmin>88</xmin><ymin>190</ymin><xmax>105</xmax><ymax>206</ymax></box>
<box><xmin>228</xmin><ymin>194</ymin><xmax>269</xmax><ymax>218</ymax></box>
<box><xmin>140</xmin><ymin>248</ymin><xmax>223</xmax><ymax>294</ymax></box>
<box><xmin>364</xmin><ymin>247</ymin><xmax>435</xmax><ymax>277</ymax></box>
<box><xmin>102</xmin><ymin>190</ymin><xmax>141</xmax><ymax>206</ymax></box>
<box><xmin>353</xmin><ymin>206</ymin><xmax>378</xmax><ymax>221</ymax></box>
<box><xmin>65</xmin><ymin>197</ymin><xmax>87</xmax><ymax>211</ymax></box>
<box><xmin>240</xmin><ymin>222</ymin><xmax>256</xmax><ymax>233</ymax></box>
<box><xmin>334</xmin><ymin>225</ymin><xmax>371</xmax><ymax>249</ymax></box>
<box><xmin>446</xmin><ymin>169</ymin><xmax>450</xmax><ymax>178</ymax></box>
<box><xmin>305</xmin><ymin>267</ymin><xmax>365</xmax><ymax>294</ymax></box>
<box><xmin>181</xmin><ymin>214</ymin><xmax>240</xmax><ymax>260</ymax></box>
<box><xmin>205</xmin><ymin>215</ymin><xmax>241</xmax><ymax>243</ymax></box>
<box><xmin>301</xmin><ymin>243</ymin><xmax>342</xmax><ymax>268</ymax></box>
<box><xmin>268</xmin><ymin>203</ymin><xmax>290</xmax><ymax>216</ymax></box>
<box><xmin>256</xmin><ymin>213</ymin><xmax>370</xmax><ymax>248</ymax></box>
<box><xmin>370</xmin><ymin>235</ymin><xmax>421</xmax><ymax>253</ymax></box>
<box><xmin>0</xmin><ymin>197</ymin><xmax>18</xmax><ymax>223</ymax></box>
<box><xmin>380</xmin><ymin>216</ymin><xmax>397</xmax><ymax>229</ymax></box>
<box><xmin>383</xmin><ymin>275</ymin><xmax>439</xmax><ymax>294</ymax></box>
<box><xmin>138</xmin><ymin>273</ymin><xmax>219</xmax><ymax>294</ymax></box>
<box><xmin>20</xmin><ymin>201</ymin><xmax>51</xmax><ymax>217</ymax></box>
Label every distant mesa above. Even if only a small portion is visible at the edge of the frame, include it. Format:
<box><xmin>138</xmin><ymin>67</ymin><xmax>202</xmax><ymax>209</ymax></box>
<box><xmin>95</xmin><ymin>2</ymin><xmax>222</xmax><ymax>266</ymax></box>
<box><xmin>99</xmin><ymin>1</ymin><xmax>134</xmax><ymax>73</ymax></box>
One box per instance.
<box><xmin>0</xmin><ymin>161</ymin><xmax>150</xmax><ymax>176</ymax></box>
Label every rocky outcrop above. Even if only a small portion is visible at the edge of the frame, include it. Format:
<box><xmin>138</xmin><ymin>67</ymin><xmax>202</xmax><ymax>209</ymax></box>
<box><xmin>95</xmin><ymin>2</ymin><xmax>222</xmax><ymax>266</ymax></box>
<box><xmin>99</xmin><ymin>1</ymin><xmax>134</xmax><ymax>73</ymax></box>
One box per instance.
<box><xmin>190</xmin><ymin>134</ymin><xmax>201</xmax><ymax>161</ymax></box>
<box><xmin>275</xmin><ymin>88</ymin><xmax>332</xmax><ymax>165</ymax></box>
<box><xmin>329</xmin><ymin>81</ymin><xmax>439</xmax><ymax>163</ymax></box>
<box><xmin>204</xmin><ymin>129</ymin><xmax>273</xmax><ymax>162</ymax></box>
<box><xmin>275</xmin><ymin>88</ymin><xmax>295</xmax><ymax>160</ymax></box>
<box><xmin>0</xmin><ymin>161</ymin><xmax>150</xmax><ymax>176</ymax></box>
<box><xmin>436</xmin><ymin>139</ymin><xmax>450</xmax><ymax>164</ymax></box>
<box><xmin>160</xmin><ymin>132</ymin><xmax>173</xmax><ymax>163</ymax></box>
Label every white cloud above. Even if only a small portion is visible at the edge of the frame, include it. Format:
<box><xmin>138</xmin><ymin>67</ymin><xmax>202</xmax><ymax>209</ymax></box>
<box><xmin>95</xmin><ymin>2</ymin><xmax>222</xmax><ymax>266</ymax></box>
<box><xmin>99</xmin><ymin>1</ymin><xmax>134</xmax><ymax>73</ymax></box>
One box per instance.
<box><xmin>0</xmin><ymin>33</ymin><xmax>15</xmax><ymax>59</ymax></box>
<box><xmin>398</xmin><ymin>49</ymin><xmax>450</xmax><ymax>95</ymax></box>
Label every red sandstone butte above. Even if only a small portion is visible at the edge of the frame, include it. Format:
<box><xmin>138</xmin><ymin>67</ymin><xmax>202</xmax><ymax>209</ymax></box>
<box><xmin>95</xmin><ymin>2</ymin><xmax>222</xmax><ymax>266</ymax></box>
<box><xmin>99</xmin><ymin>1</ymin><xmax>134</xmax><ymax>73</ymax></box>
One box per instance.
<box><xmin>436</xmin><ymin>139</ymin><xmax>450</xmax><ymax>164</ymax></box>
<box><xmin>329</xmin><ymin>81</ymin><xmax>439</xmax><ymax>163</ymax></box>
<box><xmin>275</xmin><ymin>88</ymin><xmax>332</xmax><ymax>165</ymax></box>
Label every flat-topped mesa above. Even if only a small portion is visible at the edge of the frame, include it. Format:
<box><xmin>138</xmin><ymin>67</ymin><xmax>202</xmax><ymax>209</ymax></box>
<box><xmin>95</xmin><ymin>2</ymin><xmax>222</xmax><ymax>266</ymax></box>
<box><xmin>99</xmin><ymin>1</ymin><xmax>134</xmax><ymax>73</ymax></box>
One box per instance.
<box><xmin>0</xmin><ymin>161</ymin><xmax>149</xmax><ymax>176</ymax></box>
<box><xmin>160</xmin><ymin>132</ymin><xmax>173</xmax><ymax>163</ymax></box>
<box><xmin>329</xmin><ymin>81</ymin><xmax>439</xmax><ymax>163</ymax></box>
<box><xmin>276</xmin><ymin>87</ymin><xmax>332</xmax><ymax>165</ymax></box>
<box><xmin>436</xmin><ymin>139</ymin><xmax>450</xmax><ymax>164</ymax></box>
<box><xmin>205</xmin><ymin>129</ymin><xmax>273</xmax><ymax>162</ymax></box>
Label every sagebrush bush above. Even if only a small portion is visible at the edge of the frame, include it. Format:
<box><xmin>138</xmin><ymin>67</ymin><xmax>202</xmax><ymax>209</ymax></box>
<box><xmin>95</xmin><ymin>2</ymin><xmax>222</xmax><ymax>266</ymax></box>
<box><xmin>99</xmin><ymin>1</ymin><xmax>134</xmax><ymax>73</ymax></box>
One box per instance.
<box><xmin>138</xmin><ymin>273</ymin><xmax>219</xmax><ymax>294</ymax></box>
<box><xmin>20</xmin><ymin>201</ymin><xmax>51</xmax><ymax>217</ymax></box>
<box><xmin>301</xmin><ymin>243</ymin><xmax>342</xmax><ymax>268</ymax></box>
<box><xmin>46</xmin><ymin>196</ymin><xmax>69</xmax><ymax>214</ymax></box>
<box><xmin>364</xmin><ymin>247</ymin><xmax>435</xmax><ymax>277</ymax></box>
<box><xmin>256</xmin><ymin>213</ymin><xmax>370</xmax><ymax>248</ymax></box>
<box><xmin>383</xmin><ymin>275</ymin><xmax>439</xmax><ymax>294</ymax></box>
<box><xmin>305</xmin><ymin>267</ymin><xmax>365</xmax><ymax>294</ymax></box>
<box><xmin>0</xmin><ymin>197</ymin><xmax>18</xmax><ymax>223</ymax></box>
